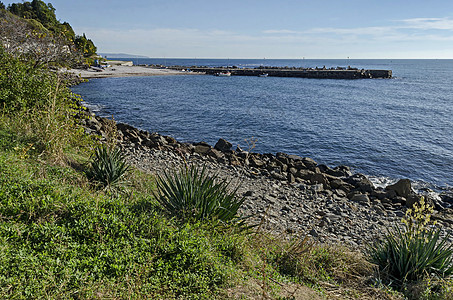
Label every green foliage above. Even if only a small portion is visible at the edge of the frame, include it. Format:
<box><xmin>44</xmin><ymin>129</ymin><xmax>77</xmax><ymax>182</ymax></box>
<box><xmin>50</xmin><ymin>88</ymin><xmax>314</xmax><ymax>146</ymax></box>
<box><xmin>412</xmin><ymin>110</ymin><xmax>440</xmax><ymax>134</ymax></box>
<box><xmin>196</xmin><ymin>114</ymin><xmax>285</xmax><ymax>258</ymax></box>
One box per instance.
<box><xmin>0</xmin><ymin>47</ymin><xmax>55</xmax><ymax>112</ymax></box>
<box><xmin>0</xmin><ymin>149</ymin><xmax>242</xmax><ymax>298</ymax></box>
<box><xmin>74</xmin><ymin>33</ymin><xmax>97</xmax><ymax>57</ymax></box>
<box><xmin>8</xmin><ymin>0</ymin><xmax>58</xmax><ymax>35</ymax></box>
<box><xmin>154</xmin><ymin>165</ymin><xmax>245</xmax><ymax>224</ymax></box>
<box><xmin>0</xmin><ymin>2</ymin><xmax>5</xmax><ymax>10</ymax></box>
<box><xmin>5</xmin><ymin>0</ymin><xmax>95</xmax><ymax>58</ymax></box>
<box><xmin>0</xmin><ymin>47</ymin><xmax>90</xmax><ymax>159</ymax></box>
<box><xmin>85</xmin><ymin>145</ymin><xmax>130</xmax><ymax>190</ymax></box>
<box><xmin>369</xmin><ymin>198</ymin><xmax>453</xmax><ymax>285</ymax></box>
<box><xmin>60</xmin><ymin>21</ymin><xmax>75</xmax><ymax>42</ymax></box>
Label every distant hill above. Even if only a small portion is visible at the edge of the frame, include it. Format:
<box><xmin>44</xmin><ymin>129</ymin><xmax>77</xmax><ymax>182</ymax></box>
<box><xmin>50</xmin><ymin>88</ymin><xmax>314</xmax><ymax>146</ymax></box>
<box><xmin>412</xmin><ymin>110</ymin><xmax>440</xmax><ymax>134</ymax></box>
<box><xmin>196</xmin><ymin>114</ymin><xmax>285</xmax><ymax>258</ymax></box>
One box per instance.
<box><xmin>99</xmin><ymin>53</ymin><xmax>149</xmax><ymax>59</ymax></box>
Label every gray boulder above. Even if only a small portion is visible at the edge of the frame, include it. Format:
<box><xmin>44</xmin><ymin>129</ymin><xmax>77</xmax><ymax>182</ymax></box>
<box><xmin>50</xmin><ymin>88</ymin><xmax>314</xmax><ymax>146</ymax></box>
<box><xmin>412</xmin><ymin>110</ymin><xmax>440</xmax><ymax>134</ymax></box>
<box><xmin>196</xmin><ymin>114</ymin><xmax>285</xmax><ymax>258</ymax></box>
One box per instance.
<box><xmin>214</xmin><ymin>138</ymin><xmax>232</xmax><ymax>152</ymax></box>
<box><xmin>386</xmin><ymin>179</ymin><xmax>412</xmax><ymax>198</ymax></box>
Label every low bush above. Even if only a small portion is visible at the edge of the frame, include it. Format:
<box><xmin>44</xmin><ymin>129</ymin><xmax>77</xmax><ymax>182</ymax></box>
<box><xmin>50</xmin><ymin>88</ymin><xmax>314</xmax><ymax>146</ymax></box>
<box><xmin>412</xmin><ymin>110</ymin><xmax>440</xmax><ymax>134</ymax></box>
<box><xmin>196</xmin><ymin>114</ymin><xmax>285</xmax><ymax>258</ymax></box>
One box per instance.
<box><xmin>274</xmin><ymin>235</ymin><xmax>372</xmax><ymax>285</ymax></box>
<box><xmin>0</xmin><ymin>46</ymin><xmax>89</xmax><ymax>160</ymax></box>
<box><xmin>154</xmin><ymin>165</ymin><xmax>245</xmax><ymax>224</ymax></box>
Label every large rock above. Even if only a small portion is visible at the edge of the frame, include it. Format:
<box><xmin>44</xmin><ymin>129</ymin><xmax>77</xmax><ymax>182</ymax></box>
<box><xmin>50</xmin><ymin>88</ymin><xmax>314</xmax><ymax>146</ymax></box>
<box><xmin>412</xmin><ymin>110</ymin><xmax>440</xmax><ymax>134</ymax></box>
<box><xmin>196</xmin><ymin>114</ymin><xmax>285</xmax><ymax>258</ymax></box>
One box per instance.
<box><xmin>309</xmin><ymin>173</ymin><xmax>330</xmax><ymax>188</ymax></box>
<box><xmin>385</xmin><ymin>179</ymin><xmax>412</xmax><ymax>198</ymax></box>
<box><xmin>406</xmin><ymin>194</ymin><xmax>421</xmax><ymax>208</ymax></box>
<box><xmin>287</xmin><ymin>154</ymin><xmax>303</xmax><ymax>161</ymax></box>
<box><xmin>207</xmin><ymin>148</ymin><xmax>223</xmax><ymax>160</ymax></box>
<box><xmin>350</xmin><ymin>194</ymin><xmax>370</xmax><ymax>206</ymax></box>
<box><xmin>325</xmin><ymin>165</ymin><xmax>352</xmax><ymax>178</ymax></box>
<box><xmin>346</xmin><ymin>174</ymin><xmax>374</xmax><ymax>193</ymax></box>
<box><xmin>250</xmin><ymin>157</ymin><xmax>265</xmax><ymax>168</ymax></box>
<box><xmin>302</xmin><ymin>157</ymin><xmax>317</xmax><ymax>169</ymax></box>
<box><xmin>214</xmin><ymin>138</ymin><xmax>232</xmax><ymax>152</ymax></box>
<box><xmin>194</xmin><ymin>143</ymin><xmax>211</xmax><ymax>155</ymax></box>
<box><xmin>297</xmin><ymin>169</ymin><xmax>316</xmax><ymax>181</ymax></box>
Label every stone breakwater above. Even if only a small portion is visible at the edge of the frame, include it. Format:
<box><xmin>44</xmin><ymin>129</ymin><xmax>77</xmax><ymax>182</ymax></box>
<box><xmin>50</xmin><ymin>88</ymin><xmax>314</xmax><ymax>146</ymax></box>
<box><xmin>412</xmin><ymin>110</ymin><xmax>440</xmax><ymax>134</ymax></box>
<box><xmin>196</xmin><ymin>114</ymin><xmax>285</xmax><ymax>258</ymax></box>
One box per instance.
<box><xmin>81</xmin><ymin>114</ymin><xmax>453</xmax><ymax>249</ymax></box>
<box><xmin>170</xmin><ymin>66</ymin><xmax>392</xmax><ymax>79</ymax></box>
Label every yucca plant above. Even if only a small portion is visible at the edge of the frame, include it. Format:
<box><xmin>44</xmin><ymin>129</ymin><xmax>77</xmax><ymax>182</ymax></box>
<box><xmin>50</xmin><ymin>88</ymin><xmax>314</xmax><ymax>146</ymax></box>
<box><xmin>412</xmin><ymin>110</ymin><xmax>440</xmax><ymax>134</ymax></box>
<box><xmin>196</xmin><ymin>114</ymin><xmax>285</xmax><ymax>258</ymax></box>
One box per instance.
<box><xmin>154</xmin><ymin>165</ymin><xmax>245</xmax><ymax>224</ymax></box>
<box><xmin>85</xmin><ymin>144</ymin><xmax>130</xmax><ymax>189</ymax></box>
<box><xmin>369</xmin><ymin>197</ymin><xmax>453</xmax><ymax>284</ymax></box>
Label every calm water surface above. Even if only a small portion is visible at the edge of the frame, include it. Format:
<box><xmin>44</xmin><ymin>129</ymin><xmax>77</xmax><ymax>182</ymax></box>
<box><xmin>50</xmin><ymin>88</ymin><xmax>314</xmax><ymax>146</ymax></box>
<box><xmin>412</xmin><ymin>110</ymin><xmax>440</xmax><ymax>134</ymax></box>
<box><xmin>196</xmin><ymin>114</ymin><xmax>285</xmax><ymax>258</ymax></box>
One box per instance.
<box><xmin>72</xmin><ymin>59</ymin><xmax>453</xmax><ymax>190</ymax></box>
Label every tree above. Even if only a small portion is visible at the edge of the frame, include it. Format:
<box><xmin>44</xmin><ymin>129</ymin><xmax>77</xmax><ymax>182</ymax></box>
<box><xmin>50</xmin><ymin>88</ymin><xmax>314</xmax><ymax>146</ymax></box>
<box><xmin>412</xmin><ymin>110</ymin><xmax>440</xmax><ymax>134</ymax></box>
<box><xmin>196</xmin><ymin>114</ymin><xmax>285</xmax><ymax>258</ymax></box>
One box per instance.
<box><xmin>0</xmin><ymin>2</ymin><xmax>5</xmax><ymax>10</ymax></box>
<box><xmin>74</xmin><ymin>34</ymin><xmax>97</xmax><ymax>57</ymax></box>
<box><xmin>6</xmin><ymin>1</ymin><xmax>97</xmax><ymax>58</ymax></box>
<box><xmin>8</xmin><ymin>0</ymin><xmax>58</xmax><ymax>32</ymax></box>
<box><xmin>0</xmin><ymin>9</ymin><xmax>78</xmax><ymax>67</ymax></box>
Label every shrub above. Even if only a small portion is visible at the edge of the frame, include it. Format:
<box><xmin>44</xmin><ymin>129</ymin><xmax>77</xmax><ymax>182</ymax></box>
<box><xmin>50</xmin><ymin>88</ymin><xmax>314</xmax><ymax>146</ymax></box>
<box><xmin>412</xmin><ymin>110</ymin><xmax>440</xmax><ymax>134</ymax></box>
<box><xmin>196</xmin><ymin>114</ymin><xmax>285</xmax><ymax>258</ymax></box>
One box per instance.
<box><xmin>0</xmin><ymin>47</ymin><xmax>56</xmax><ymax>113</ymax></box>
<box><xmin>85</xmin><ymin>145</ymin><xmax>130</xmax><ymax>189</ymax></box>
<box><xmin>369</xmin><ymin>197</ymin><xmax>453</xmax><ymax>284</ymax></box>
<box><xmin>0</xmin><ymin>47</ymin><xmax>89</xmax><ymax>160</ymax></box>
<box><xmin>154</xmin><ymin>165</ymin><xmax>245</xmax><ymax>224</ymax></box>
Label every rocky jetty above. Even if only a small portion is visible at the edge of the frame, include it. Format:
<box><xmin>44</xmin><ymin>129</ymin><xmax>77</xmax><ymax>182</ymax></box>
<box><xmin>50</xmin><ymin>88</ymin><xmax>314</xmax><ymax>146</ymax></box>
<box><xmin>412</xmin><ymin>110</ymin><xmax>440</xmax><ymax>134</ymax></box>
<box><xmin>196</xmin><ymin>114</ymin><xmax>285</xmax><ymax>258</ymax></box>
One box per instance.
<box><xmin>81</xmin><ymin>114</ymin><xmax>453</xmax><ymax>249</ymax></box>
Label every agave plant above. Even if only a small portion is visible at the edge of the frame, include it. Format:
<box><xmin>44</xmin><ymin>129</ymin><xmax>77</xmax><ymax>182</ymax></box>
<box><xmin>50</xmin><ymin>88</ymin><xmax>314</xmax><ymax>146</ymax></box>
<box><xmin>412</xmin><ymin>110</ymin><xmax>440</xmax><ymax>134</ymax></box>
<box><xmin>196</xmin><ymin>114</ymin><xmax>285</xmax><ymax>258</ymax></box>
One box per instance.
<box><xmin>154</xmin><ymin>165</ymin><xmax>245</xmax><ymax>223</ymax></box>
<box><xmin>369</xmin><ymin>198</ymin><xmax>453</xmax><ymax>283</ymax></box>
<box><xmin>85</xmin><ymin>145</ymin><xmax>130</xmax><ymax>189</ymax></box>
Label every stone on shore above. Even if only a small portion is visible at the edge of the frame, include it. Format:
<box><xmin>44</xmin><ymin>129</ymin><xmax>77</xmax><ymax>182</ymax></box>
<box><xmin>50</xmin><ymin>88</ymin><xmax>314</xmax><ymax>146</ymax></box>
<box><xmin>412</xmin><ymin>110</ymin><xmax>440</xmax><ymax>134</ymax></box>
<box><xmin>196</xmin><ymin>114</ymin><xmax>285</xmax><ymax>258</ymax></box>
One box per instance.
<box><xmin>214</xmin><ymin>138</ymin><xmax>233</xmax><ymax>152</ymax></box>
<box><xmin>386</xmin><ymin>179</ymin><xmax>412</xmax><ymax>198</ymax></box>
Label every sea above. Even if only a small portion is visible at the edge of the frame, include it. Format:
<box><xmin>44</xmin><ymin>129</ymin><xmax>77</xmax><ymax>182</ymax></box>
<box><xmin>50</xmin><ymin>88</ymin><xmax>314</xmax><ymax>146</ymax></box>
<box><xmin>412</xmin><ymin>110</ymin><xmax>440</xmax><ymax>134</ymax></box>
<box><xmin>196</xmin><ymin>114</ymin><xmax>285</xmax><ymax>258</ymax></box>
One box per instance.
<box><xmin>71</xmin><ymin>58</ymin><xmax>453</xmax><ymax>192</ymax></box>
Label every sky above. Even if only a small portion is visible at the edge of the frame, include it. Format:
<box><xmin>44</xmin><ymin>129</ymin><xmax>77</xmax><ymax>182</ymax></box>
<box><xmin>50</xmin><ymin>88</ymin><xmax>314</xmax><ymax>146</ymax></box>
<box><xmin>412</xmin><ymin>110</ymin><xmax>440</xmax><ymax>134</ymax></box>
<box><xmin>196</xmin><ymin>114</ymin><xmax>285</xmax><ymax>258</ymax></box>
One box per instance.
<box><xmin>4</xmin><ymin>0</ymin><xmax>453</xmax><ymax>58</ymax></box>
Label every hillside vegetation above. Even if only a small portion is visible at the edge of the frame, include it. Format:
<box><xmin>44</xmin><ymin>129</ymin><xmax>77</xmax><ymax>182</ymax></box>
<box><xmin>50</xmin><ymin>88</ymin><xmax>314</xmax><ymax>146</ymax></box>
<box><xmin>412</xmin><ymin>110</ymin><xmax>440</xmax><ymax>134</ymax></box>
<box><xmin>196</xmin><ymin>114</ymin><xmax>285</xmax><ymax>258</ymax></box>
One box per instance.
<box><xmin>0</xmin><ymin>0</ymin><xmax>97</xmax><ymax>67</ymax></box>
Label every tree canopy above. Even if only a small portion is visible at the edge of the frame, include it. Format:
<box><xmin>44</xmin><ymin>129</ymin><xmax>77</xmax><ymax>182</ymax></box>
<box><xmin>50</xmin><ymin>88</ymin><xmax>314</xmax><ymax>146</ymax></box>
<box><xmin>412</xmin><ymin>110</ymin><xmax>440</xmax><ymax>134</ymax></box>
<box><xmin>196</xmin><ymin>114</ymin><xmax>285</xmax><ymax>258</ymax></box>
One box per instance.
<box><xmin>74</xmin><ymin>34</ymin><xmax>97</xmax><ymax>57</ymax></box>
<box><xmin>5</xmin><ymin>0</ymin><xmax>96</xmax><ymax>58</ymax></box>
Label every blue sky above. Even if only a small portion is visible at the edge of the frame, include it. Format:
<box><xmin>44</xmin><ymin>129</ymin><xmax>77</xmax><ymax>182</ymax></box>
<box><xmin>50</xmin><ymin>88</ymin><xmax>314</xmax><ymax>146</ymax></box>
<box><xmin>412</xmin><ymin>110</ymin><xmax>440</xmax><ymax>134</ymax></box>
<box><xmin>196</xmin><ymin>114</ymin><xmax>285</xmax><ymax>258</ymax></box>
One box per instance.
<box><xmin>4</xmin><ymin>0</ymin><xmax>453</xmax><ymax>58</ymax></box>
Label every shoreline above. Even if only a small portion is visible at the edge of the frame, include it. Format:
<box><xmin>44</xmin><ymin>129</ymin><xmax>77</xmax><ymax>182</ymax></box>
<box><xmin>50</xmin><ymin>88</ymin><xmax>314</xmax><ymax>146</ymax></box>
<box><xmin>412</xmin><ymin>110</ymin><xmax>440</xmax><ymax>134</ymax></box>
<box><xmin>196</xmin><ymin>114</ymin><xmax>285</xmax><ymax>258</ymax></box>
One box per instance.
<box><xmin>79</xmin><ymin>111</ymin><xmax>453</xmax><ymax>249</ymax></box>
<box><xmin>68</xmin><ymin>64</ymin><xmax>202</xmax><ymax>79</ymax></box>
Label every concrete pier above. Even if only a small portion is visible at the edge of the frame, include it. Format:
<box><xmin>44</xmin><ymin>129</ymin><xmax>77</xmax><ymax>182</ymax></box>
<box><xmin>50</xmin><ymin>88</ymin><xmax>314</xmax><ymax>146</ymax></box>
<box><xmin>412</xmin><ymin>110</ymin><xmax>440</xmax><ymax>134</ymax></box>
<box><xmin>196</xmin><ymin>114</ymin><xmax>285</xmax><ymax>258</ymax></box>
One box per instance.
<box><xmin>174</xmin><ymin>67</ymin><xmax>392</xmax><ymax>79</ymax></box>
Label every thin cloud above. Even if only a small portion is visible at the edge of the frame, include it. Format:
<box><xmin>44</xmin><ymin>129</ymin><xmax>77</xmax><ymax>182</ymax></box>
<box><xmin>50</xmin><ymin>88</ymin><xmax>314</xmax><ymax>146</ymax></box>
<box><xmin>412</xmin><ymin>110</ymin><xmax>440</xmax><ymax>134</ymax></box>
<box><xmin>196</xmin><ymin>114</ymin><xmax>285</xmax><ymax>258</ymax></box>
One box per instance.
<box><xmin>263</xmin><ymin>29</ymin><xmax>299</xmax><ymax>34</ymax></box>
<box><xmin>399</xmin><ymin>17</ymin><xmax>453</xmax><ymax>30</ymax></box>
<box><xmin>78</xmin><ymin>18</ymin><xmax>453</xmax><ymax>58</ymax></box>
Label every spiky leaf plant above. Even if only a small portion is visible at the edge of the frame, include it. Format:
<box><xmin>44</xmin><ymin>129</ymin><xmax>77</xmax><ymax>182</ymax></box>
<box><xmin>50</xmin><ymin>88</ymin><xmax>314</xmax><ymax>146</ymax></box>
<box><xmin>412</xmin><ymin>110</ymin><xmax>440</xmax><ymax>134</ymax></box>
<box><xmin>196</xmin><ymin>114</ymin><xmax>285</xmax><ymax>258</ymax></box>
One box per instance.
<box><xmin>154</xmin><ymin>165</ymin><xmax>245</xmax><ymax>224</ymax></box>
<box><xmin>369</xmin><ymin>197</ymin><xmax>453</xmax><ymax>284</ymax></box>
<box><xmin>85</xmin><ymin>145</ymin><xmax>130</xmax><ymax>189</ymax></box>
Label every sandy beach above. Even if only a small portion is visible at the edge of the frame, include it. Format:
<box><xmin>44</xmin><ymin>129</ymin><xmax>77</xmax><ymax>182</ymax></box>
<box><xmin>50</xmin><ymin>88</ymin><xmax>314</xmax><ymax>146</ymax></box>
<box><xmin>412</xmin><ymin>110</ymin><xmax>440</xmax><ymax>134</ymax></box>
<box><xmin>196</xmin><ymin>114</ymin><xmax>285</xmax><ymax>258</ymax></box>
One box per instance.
<box><xmin>68</xmin><ymin>64</ymin><xmax>200</xmax><ymax>79</ymax></box>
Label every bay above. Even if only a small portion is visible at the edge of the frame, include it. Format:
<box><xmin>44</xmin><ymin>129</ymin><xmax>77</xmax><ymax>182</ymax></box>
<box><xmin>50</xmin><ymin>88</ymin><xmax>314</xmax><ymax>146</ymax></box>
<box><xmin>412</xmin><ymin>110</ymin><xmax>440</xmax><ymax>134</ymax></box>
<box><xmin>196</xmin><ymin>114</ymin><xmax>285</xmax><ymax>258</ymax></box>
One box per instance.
<box><xmin>72</xmin><ymin>59</ymin><xmax>453</xmax><ymax>190</ymax></box>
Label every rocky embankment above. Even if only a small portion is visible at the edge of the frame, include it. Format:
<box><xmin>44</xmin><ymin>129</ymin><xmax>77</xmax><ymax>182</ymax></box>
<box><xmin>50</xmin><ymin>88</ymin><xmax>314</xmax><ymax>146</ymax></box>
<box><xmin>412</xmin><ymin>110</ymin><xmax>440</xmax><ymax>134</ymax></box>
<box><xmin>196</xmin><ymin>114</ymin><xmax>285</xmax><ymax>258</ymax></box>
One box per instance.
<box><xmin>82</xmin><ymin>114</ymin><xmax>453</xmax><ymax>249</ymax></box>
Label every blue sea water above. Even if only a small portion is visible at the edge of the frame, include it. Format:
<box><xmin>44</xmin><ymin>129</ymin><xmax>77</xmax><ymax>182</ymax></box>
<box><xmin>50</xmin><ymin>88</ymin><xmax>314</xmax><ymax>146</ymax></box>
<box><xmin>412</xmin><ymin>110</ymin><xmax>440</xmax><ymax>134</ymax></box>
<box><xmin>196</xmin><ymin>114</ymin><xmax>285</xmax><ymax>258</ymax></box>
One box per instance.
<box><xmin>72</xmin><ymin>59</ymin><xmax>453</xmax><ymax>190</ymax></box>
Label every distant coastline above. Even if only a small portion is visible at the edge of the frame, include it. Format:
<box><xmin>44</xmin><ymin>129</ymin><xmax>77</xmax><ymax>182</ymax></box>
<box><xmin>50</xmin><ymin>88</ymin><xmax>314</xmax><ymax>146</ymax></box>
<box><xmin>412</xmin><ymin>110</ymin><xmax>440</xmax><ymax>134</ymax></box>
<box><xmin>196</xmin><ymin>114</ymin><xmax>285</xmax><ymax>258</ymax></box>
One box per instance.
<box><xmin>99</xmin><ymin>53</ymin><xmax>149</xmax><ymax>59</ymax></box>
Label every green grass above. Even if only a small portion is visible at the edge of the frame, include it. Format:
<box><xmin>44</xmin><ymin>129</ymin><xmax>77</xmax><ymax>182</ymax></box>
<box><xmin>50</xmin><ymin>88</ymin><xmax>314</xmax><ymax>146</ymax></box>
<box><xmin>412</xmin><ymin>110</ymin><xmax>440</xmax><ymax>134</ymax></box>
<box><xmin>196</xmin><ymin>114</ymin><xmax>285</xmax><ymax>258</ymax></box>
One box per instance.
<box><xmin>0</xmin><ymin>147</ymin><xmax>243</xmax><ymax>298</ymax></box>
<box><xmin>0</xmin><ymin>125</ymin><xmax>400</xmax><ymax>299</ymax></box>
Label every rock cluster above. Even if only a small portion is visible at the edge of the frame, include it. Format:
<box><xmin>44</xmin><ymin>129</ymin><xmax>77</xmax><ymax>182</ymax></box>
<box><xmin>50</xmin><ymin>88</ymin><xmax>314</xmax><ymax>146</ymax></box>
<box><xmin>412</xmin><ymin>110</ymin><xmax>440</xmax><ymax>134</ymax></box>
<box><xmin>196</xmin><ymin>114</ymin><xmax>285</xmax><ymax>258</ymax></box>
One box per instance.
<box><xmin>82</xmin><ymin>115</ymin><xmax>453</xmax><ymax>249</ymax></box>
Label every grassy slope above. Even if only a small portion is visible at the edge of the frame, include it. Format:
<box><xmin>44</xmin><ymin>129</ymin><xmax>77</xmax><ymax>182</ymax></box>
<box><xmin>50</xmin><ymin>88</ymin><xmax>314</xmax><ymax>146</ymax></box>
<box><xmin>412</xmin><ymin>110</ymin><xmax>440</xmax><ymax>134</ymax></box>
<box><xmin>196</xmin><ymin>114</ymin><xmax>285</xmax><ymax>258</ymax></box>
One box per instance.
<box><xmin>0</xmin><ymin>122</ymin><xmax>405</xmax><ymax>299</ymax></box>
<box><xmin>0</xmin><ymin>128</ymin><xmax>241</xmax><ymax>299</ymax></box>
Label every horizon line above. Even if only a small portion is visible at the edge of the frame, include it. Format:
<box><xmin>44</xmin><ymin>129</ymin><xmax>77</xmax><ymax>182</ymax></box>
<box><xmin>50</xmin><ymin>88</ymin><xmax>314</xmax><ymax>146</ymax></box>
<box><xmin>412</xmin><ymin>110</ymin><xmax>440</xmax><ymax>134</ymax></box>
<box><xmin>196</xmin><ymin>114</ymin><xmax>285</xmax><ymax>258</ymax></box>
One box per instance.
<box><xmin>103</xmin><ymin>56</ymin><xmax>453</xmax><ymax>60</ymax></box>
